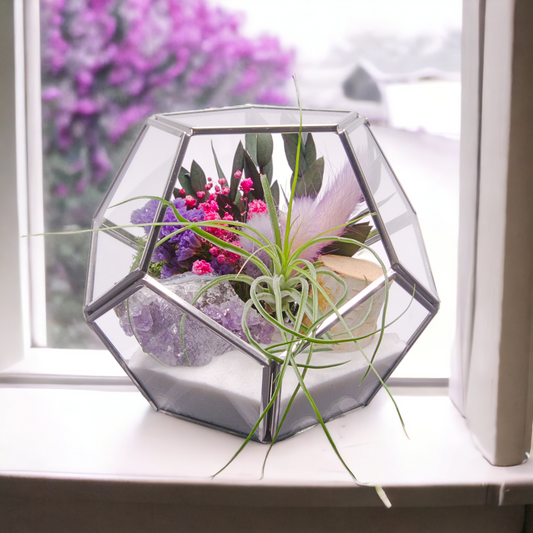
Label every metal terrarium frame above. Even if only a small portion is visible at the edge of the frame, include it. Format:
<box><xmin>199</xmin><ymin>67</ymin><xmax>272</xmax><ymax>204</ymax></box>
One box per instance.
<box><xmin>83</xmin><ymin>105</ymin><xmax>439</xmax><ymax>444</ymax></box>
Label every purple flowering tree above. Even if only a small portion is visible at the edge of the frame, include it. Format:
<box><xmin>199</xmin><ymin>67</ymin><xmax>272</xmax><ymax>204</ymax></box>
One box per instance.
<box><xmin>40</xmin><ymin>0</ymin><xmax>293</xmax><ymax>347</ymax></box>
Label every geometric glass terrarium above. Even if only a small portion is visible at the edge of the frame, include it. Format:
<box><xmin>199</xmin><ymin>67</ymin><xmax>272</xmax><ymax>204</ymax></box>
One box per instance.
<box><xmin>84</xmin><ymin>105</ymin><xmax>439</xmax><ymax>443</ymax></box>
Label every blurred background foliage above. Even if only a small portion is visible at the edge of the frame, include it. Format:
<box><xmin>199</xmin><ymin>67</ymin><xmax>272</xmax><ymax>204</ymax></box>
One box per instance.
<box><xmin>40</xmin><ymin>0</ymin><xmax>294</xmax><ymax>348</ymax></box>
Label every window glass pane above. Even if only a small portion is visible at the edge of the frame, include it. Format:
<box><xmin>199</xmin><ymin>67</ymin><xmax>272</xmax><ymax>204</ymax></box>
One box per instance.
<box><xmin>40</xmin><ymin>0</ymin><xmax>460</xmax><ymax>380</ymax></box>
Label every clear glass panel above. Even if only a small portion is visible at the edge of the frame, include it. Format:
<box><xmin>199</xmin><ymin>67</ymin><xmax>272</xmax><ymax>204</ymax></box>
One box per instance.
<box><xmin>276</xmin><ymin>278</ymin><xmax>432</xmax><ymax>439</ymax></box>
<box><xmin>97</xmin><ymin>126</ymin><xmax>181</xmax><ymax>232</ymax></box>
<box><xmin>348</xmin><ymin>124</ymin><xmax>437</xmax><ymax>297</ymax></box>
<box><xmin>86</xmin><ymin>125</ymin><xmax>182</xmax><ymax>304</ymax></box>
<box><xmin>87</xmin><ymin>230</ymin><xmax>140</xmax><ymax>304</ymax></box>
<box><xmin>163</xmin><ymin>107</ymin><xmax>351</xmax><ymax>130</ymax></box>
<box><xmin>93</xmin><ymin>286</ymin><xmax>265</xmax><ymax>440</ymax></box>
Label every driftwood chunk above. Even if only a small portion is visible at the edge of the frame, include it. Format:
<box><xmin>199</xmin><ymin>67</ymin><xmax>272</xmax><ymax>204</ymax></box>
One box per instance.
<box><xmin>318</xmin><ymin>254</ymin><xmax>383</xmax><ymax>283</ymax></box>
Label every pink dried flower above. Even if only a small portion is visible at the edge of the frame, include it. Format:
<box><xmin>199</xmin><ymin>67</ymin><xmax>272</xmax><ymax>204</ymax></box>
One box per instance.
<box><xmin>218</xmin><ymin>178</ymin><xmax>227</xmax><ymax>186</ymax></box>
<box><xmin>239</xmin><ymin>178</ymin><xmax>254</xmax><ymax>195</ymax></box>
<box><xmin>205</xmin><ymin>183</ymin><xmax>213</xmax><ymax>190</ymax></box>
<box><xmin>178</xmin><ymin>188</ymin><xmax>185</xmax><ymax>196</ymax></box>
<box><xmin>209</xmin><ymin>246</ymin><xmax>219</xmax><ymax>256</ymax></box>
<box><xmin>196</xmin><ymin>191</ymin><xmax>206</xmax><ymax>199</ymax></box>
<box><xmin>234</xmin><ymin>170</ymin><xmax>242</xmax><ymax>179</ymax></box>
<box><xmin>223</xmin><ymin>213</ymin><xmax>234</xmax><ymax>221</ymax></box>
<box><xmin>207</xmin><ymin>177</ymin><xmax>213</xmax><ymax>182</ymax></box>
<box><xmin>192</xmin><ymin>260</ymin><xmax>214</xmax><ymax>275</ymax></box>
<box><xmin>200</xmin><ymin>199</ymin><xmax>219</xmax><ymax>215</ymax></box>
<box><xmin>185</xmin><ymin>195</ymin><xmax>197</xmax><ymax>208</ymax></box>
<box><xmin>221</xmin><ymin>186</ymin><xmax>230</xmax><ymax>195</ymax></box>
<box><xmin>215</xmin><ymin>185</ymin><xmax>221</xmax><ymax>192</ymax></box>
<box><xmin>217</xmin><ymin>254</ymin><xmax>226</xmax><ymax>264</ymax></box>
<box><xmin>248</xmin><ymin>199</ymin><xmax>268</xmax><ymax>218</ymax></box>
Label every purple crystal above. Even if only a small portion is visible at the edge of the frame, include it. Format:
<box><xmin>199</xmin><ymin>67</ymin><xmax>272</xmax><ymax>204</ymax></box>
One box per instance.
<box><xmin>115</xmin><ymin>273</ymin><xmax>274</xmax><ymax>367</ymax></box>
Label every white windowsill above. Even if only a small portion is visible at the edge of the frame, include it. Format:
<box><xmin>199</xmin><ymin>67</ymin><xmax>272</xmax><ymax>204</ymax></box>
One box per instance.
<box><xmin>2</xmin><ymin>375</ymin><xmax>533</xmax><ymax>509</ymax></box>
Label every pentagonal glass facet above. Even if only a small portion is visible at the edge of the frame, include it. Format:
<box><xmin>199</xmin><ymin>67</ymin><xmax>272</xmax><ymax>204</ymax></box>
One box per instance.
<box><xmin>91</xmin><ymin>282</ymin><xmax>268</xmax><ymax>441</ymax></box>
<box><xmin>347</xmin><ymin>123</ymin><xmax>437</xmax><ymax>298</ymax></box>
<box><xmin>85</xmin><ymin>105</ymin><xmax>439</xmax><ymax>443</ymax></box>
<box><xmin>274</xmin><ymin>278</ymin><xmax>431</xmax><ymax>440</ymax></box>
<box><xmin>86</xmin><ymin>125</ymin><xmax>182</xmax><ymax>306</ymax></box>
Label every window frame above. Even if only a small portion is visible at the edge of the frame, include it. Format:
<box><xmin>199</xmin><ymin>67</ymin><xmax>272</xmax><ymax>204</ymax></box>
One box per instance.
<box><xmin>3</xmin><ymin>0</ymin><xmax>533</xmax><ymax>470</ymax></box>
<box><xmin>450</xmin><ymin>0</ymin><xmax>533</xmax><ymax>466</ymax></box>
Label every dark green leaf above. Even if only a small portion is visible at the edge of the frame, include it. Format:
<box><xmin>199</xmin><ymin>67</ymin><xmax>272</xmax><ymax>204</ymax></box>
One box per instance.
<box><xmin>216</xmin><ymin>194</ymin><xmax>241</xmax><ymax>221</ymax></box>
<box><xmin>243</xmin><ymin>149</ymin><xmax>263</xmax><ymax>200</ymax></box>
<box><xmin>295</xmin><ymin>156</ymin><xmax>324</xmax><ymax>198</ymax></box>
<box><xmin>304</xmin><ymin>133</ymin><xmax>317</xmax><ymax>166</ymax></box>
<box><xmin>211</xmin><ymin>141</ymin><xmax>226</xmax><ymax>183</ymax></box>
<box><xmin>230</xmin><ymin>141</ymin><xmax>245</xmax><ymax>202</ymax></box>
<box><xmin>282</xmin><ymin>133</ymin><xmax>307</xmax><ymax>176</ymax></box>
<box><xmin>235</xmin><ymin>191</ymin><xmax>245</xmax><ymax>213</ymax></box>
<box><xmin>245</xmin><ymin>134</ymin><xmax>258</xmax><ymax>165</ymax></box>
<box><xmin>178</xmin><ymin>167</ymin><xmax>195</xmax><ymax>197</ymax></box>
<box><xmin>262</xmin><ymin>158</ymin><xmax>273</xmax><ymax>184</ymax></box>
<box><xmin>190</xmin><ymin>160</ymin><xmax>208</xmax><ymax>202</ymax></box>
<box><xmin>270</xmin><ymin>180</ymin><xmax>280</xmax><ymax>205</ymax></box>
<box><xmin>256</xmin><ymin>133</ymin><xmax>273</xmax><ymax>168</ymax></box>
<box><xmin>322</xmin><ymin>223</ymin><xmax>372</xmax><ymax>256</ymax></box>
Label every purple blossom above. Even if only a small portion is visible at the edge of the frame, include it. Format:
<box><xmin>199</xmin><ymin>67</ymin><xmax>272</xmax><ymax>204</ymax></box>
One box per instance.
<box><xmin>41</xmin><ymin>0</ymin><xmax>294</xmax><ymax>197</ymax></box>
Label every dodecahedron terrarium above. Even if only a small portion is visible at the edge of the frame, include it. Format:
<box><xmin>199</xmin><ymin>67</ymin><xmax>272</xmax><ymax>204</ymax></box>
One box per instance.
<box><xmin>84</xmin><ymin>105</ymin><xmax>439</xmax><ymax>443</ymax></box>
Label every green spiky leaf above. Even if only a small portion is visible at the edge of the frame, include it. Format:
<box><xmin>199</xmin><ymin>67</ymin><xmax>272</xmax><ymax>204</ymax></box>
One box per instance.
<box><xmin>211</xmin><ymin>142</ymin><xmax>226</xmax><ymax>183</ymax></box>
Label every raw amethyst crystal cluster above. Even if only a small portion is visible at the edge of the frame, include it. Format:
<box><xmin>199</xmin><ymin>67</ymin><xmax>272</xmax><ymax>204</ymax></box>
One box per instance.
<box><xmin>115</xmin><ymin>273</ymin><xmax>274</xmax><ymax>366</ymax></box>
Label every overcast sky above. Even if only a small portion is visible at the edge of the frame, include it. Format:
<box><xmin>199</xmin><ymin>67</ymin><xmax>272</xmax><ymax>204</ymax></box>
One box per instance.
<box><xmin>212</xmin><ymin>0</ymin><xmax>462</xmax><ymax>62</ymax></box>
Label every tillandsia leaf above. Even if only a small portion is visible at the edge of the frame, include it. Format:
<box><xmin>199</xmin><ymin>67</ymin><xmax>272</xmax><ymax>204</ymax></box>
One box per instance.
<box><xmin>298</xmin><ymin>248</ymin><xmax>408</xmax><ymax>440</ymax></box>
<box><xmin>213</xmin><ymin>337</ymin><xmax>293</xmax><ymax>478</ymax></box>
<box><xmin>211</xmin><ymin>141</ymin><xmax>226</xmax><ymax>183</ymax></box>
<box><xmin>294</xmin><ymin>156</ymin><xmax>324</xmax><ymax>198</ymax></box>
<box><xmin>230</xmin><ymin>141</ymin><xmax>245</xmax><ymax>202</ymax></box>
<box><xmin>190</xmin><ymin>160</ymin><xmax>208</xmax><ymax>201</ymax></box>
<box><xmin>284</xmin><ymin>76</ymin><xmax>304</xmax><ymax>260</ymax></box>
<box><xmin>256</xmin><ymin>133</ymin><xmax>274</xmax><ymax>169</ymax></box>
<box><xmin>245</xmin><ymin>133</ymin><xmax>258</xmax><ymax>164</ymax></box>
<box><xmin>243</xmin><ymin>149</ymin><xmax>264</xmax><ymax>200</ymax></box>
<box><xmin>178</xmin><ymin>167</ymin><xmax>195</xmax><ymax>197</ymax></box>
<box><xmin>285</xmin><ymin>348</ymin><xmax>393</xmax><ymax>506</ymax></box>
<box><xmin>321</xmin><ymin>222</ymin><xmax>372</xmax><ymax>256</ymax></box>
<box><xmin>260</xmin><ymin>174</ymin><xmax>282</xmax><ymax>249</ymax></box>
